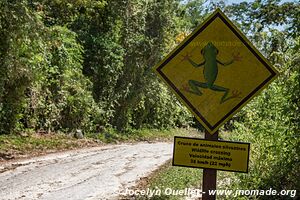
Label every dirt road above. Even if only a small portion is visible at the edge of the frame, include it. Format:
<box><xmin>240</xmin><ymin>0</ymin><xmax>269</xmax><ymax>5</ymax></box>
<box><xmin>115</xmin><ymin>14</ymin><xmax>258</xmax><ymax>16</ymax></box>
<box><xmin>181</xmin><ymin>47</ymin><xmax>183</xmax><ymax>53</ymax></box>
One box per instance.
<box><xmin>0</xmin><ymin>142</ymin><xmax>172</xmax><ymax>200</ymax></box>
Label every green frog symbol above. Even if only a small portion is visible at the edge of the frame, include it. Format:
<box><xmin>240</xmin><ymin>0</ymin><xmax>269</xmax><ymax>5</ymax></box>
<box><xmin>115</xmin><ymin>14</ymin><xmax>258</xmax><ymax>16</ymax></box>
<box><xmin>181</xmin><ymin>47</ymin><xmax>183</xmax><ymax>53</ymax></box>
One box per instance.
<box><xmin>181</xmin><ymin>42</ymin><xmax>242</xmax><ymax>104</ymax></box>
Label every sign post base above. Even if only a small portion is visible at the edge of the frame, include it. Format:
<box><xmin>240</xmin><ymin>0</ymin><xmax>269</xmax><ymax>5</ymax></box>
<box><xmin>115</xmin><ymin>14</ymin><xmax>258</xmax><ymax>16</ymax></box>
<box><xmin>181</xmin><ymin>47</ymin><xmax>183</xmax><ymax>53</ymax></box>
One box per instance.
<box><xmin>202</xmin><ymin>130</ymin><xmax>219</xmax><ymax>200</ymax></box>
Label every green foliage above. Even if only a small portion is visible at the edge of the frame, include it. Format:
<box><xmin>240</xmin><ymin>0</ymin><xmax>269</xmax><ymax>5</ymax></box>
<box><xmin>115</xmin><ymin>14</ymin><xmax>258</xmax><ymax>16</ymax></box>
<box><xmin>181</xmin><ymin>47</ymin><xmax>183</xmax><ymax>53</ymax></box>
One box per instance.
<box><xmin>225</xmin><ymin>0</ymin><xmax>300</xmax><ymax>38</ymax></box>
<box><xmin>133</xmin><ymin>81</ymin><xmax>193</xmax><ymax>129</ymax></box>
<box><xmin>30</xmin><ymin>26</ymin><xmax>98</xmax><ymax>133</ymax></box>
<box><xmin>70</xmin><ymin>0</ymin><xmax>193</xmax><ymax>132</ymax></box>
<box><xmin>0</xmin><ymin>132</ymin><xmax>97</xmax><ymax>158</ymax></box>
<box><xmin>219</xmin><ymin>2</ymin><xmax>300</xmax><ymax>199</ymax></box>
<box><xmin>227</xmin><ymin>78</ymin><xmax>300</xmax><ymax>199</ymax></box>
<box><xmin>0</xmin><ymin>1</ymin><xmax>45</xmax><ymax>134</ymax></box>
<box><xmin>107</xmin><ymin>0</ymin><xmax>193</xmax><ymax>131</ymax></box>
<box><xmin>0</xmin><ymin>0</ymin><xmax>193</xmax><ymax>135</ymax></box>
<box><xmin>94</xmin><ymin>128</ymin><xmax>192</xmax><ymax>143</ymax></box>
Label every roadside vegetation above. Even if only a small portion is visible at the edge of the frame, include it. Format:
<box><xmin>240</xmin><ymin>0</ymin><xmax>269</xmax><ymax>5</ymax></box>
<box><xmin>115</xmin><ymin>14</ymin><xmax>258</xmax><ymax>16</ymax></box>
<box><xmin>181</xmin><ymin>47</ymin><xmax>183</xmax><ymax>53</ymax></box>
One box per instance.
<box><xmin>130</xmin><ymin>160</ymin><xmax>202</xmax><ymax>200</ymax></box>
<box><xmin>0</xmin><ymin>132</ymin><xmax>99</xmax><ymax>161</ymax></box>
<box><xmin>0</xmin><ymin>128</ymin><xmax>198</xmax><ymax>161</ymax></box>
<box><xmin>93</xmin><ymin>128</ymin><xmax>199</xmax><ymax>143</ymax></box>
<box><xmin>0</xmin><ymin>0</ymin><xmax>299</xmax><ymax>199</ymax></box>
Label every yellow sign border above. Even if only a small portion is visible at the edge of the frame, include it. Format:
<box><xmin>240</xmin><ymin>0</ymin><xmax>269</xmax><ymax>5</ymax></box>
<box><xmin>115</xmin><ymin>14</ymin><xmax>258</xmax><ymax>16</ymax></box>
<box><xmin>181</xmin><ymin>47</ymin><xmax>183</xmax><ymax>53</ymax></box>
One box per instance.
<box><xmin>172</xmin><ymin>136</ymin><xmax>250</xmax><ymax>173</ymax></box>
<box><xmin>153</xmin><ymin>9</ymin><xmax>279</xmax><ymax>134</ymax></box>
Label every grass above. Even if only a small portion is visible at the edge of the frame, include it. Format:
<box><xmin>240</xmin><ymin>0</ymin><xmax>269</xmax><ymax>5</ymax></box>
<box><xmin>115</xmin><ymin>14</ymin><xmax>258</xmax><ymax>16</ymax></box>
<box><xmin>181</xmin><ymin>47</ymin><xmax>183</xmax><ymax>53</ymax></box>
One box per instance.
<box><xmin>126</xmin><ymin>162</ymin><xmax>234</xmax><ymax>200</ymax></box>
<box><xmin>0</xmin><ymin>132</ymin><xmax>98</xmax><ymax>161</ymax></box>
<box><xmin>126</xmin><ymin>160</ymin><xmax>202</xmax><ymax>200</ymax></box>
<box><xmin>94</xmin><ymin>128</ymin><xmax>201</xmax><ymax>143</ymax></box>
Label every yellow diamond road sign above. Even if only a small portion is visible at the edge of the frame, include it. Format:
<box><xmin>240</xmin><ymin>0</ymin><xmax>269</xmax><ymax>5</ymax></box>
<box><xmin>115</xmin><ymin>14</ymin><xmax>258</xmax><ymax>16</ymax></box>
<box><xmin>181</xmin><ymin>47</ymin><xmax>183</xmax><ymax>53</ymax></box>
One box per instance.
<box><xmin>153</xmin><ymin>9</ymin><xmax>278</xmax><ymax>134</ymax></box>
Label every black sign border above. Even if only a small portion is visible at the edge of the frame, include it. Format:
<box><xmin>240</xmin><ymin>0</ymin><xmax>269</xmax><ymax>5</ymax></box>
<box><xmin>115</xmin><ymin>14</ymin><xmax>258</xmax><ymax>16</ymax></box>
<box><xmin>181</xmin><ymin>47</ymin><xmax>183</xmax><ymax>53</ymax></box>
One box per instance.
<box><xmin>156</xmin><ymin>11</ymin><xmax>277</xmax><ymax>132</ymax></box>
<box><xmin>172</xmin><ymin>136</ymin><xmax>250</xmax><ymax>173</ymax></box>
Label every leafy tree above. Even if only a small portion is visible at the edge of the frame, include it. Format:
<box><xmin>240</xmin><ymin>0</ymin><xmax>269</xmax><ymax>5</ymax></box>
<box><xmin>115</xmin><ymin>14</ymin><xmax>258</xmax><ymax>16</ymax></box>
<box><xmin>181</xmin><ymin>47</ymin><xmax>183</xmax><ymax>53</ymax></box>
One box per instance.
<box><xmin>0</xmin><ymin>1</ymin><xmax>45</xmax><ymax>134</ymax></box>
